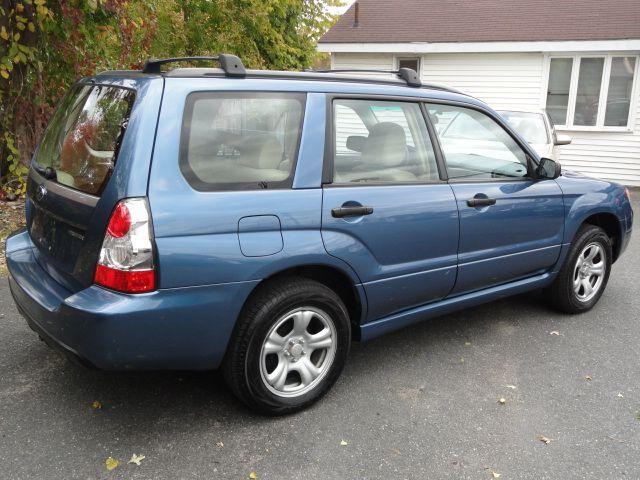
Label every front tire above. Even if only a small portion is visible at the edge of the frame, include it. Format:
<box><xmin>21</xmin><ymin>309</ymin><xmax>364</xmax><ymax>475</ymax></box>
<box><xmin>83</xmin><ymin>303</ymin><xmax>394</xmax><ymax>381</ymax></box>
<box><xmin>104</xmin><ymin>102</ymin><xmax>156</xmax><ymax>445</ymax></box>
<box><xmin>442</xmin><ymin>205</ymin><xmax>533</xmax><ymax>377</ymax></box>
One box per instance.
<box><xmin>222</xmin><ymin>277</ymin><xmax>351</xmax><ymax>415</ymax></box>
<box><xmin>547</xmin><ymin>224</ymin><xmax>612</xmax><ymax>313</ymax></box>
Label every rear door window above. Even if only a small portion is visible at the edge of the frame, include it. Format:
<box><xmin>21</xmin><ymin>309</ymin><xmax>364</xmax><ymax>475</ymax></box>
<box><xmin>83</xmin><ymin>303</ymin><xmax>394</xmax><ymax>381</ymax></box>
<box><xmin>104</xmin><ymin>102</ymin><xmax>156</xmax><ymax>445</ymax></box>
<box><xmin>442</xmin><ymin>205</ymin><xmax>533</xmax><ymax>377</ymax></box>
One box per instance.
<box><xmin>34</xmin><ymin>85</ymin><xmax>135</xmax><ymax>195</ymax></box>
<box><xmin>332</xmin><ymin>99</ymin><xmax>439</xmax><ymax>184</ymax></box>
<box><xmin>180</xmin><ymin>92</ymin><xmax>305</xmax><ymax>191</ymax></box>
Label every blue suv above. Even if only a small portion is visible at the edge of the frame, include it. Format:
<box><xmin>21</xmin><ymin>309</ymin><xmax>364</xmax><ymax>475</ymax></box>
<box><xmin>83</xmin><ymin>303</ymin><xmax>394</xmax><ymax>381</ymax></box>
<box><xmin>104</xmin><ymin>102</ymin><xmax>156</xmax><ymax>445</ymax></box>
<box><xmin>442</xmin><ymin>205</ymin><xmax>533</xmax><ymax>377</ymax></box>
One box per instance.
<box><xmin>6</xmin><ymin>55</ymin><xmax>634</xmax><ymax>413</ymax></box>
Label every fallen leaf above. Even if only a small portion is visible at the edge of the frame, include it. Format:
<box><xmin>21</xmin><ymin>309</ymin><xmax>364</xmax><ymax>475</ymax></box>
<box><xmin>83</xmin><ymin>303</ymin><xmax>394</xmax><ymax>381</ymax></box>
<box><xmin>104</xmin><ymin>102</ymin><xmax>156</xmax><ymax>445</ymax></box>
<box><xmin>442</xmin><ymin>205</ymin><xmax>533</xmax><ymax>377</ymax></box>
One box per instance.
<box><xmin>584</xmin><ymin>375</ymin><xmax>592</xmax><ymax>381</ymax></box>
<box><xmin>340</xmin><ymin>439</ymin><xmax>348</xmax><ymax>446</ymax></box>
<box><xmin>216</xmin><ymin>441</ymin><xmax>224</xmax><ymax>448</ymax></box>
<box><xmin>91</xmin><ymin>400</ymin><xmax>102</xmax><ymax>409</ymax></box>
<box><xmin>505</xmin><ymin>385</ymin><xmax>517</xmax><ymax>390</ymax></box>
<box><xmin>464</xmin><ymin>342</ymin><xmax>471</xmax><ymax>346</ymax></box>
<box><xmin>498</xmin><ymin>397</ymin><xmax>506</xmax><ymax>405</ymax></box>
<box><xmin>537</xmin><ymin>435</ymin><xmax>551</xmax><ymax>444</ymax></box>
<box><xmin>550</xmin><ymin>331</ymin><xmax>562</xmax><ymax>336</ymax></box>
<box><xmin>249</xmin><ymin>472</ymin><xmax>258</xmax><ymax>479</ymax></box>
<box><xmin>105</xmin><ymin>457</ymin><xmax>119</xmax><ymax>471</ymax></box>
<box><xmin>128</xmin><ymin>454</ymin><xmax>145</xmax><ymax>466</ymax></box>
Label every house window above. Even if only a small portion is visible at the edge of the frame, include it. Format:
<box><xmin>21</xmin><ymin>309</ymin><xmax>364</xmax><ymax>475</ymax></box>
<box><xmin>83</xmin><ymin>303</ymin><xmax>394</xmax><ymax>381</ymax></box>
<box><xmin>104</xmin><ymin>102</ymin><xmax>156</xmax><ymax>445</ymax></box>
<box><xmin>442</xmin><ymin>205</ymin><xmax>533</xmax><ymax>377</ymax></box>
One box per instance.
<box><xmin>546</xmin><ymin>58</ymin><xmax>573</xmax><ymax>125</ymax></box>
<box><xmin>397</xmin><ymin>57</ymin><xmax>420</xmax><ymax>73</ymax></box>
<box><xmin>545</xmin><ymin>55</ymin><xmax>638</xmax><ymax>129</ymax></box>
<box><xmin>605</xmin><ymin>57</ymin><xmax>637</xmax><ymax>126</ymax></box>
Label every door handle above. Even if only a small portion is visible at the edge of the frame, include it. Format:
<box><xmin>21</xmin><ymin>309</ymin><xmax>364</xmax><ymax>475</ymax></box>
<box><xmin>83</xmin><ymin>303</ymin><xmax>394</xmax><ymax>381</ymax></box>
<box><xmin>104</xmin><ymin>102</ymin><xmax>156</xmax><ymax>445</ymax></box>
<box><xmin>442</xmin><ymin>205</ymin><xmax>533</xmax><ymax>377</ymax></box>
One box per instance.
<box><xmin>467</xmin><ymin>196</ymin><xmax>496</xmax><ymax>207</ymax></box>
<box><xmin>331</xmin><ymin>206</ymin><xmax>374</xmax><ymax>218</ymax></box>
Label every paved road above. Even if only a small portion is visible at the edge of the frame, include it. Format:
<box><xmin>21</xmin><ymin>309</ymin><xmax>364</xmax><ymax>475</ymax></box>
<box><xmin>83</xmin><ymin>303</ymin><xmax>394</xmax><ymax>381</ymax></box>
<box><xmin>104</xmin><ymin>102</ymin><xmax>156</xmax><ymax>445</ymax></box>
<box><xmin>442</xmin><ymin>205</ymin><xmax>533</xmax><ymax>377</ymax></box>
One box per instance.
<box><xmin>1</xmin><ymin>196</ymin><xmax>638</xmax><ymax>480</ymax></box>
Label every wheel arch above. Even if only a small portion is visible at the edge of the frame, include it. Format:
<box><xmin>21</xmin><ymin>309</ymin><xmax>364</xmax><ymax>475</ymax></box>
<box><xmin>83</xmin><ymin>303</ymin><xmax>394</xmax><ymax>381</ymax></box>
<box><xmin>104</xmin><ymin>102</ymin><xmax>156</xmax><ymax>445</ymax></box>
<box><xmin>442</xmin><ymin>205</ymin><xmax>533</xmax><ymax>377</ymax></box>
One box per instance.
<box><xmin>579</xmin><ymin>211</ymin><xmax>623</xmax><ymax>262</ymax></box>
<box><xmin>242</xmin><ymin>264</ymin><xmax>366</xmax><ymax>336</ymax></box>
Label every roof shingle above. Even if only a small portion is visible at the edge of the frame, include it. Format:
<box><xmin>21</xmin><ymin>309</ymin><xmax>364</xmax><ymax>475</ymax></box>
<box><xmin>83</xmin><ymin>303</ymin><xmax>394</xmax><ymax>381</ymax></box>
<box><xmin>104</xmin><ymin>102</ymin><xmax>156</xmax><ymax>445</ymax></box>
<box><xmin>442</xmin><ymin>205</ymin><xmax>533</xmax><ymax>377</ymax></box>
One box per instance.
<box><xmin>320</xmin><ymin>0</ymin><xmax>640</xmax><ymax>43</ymax></box>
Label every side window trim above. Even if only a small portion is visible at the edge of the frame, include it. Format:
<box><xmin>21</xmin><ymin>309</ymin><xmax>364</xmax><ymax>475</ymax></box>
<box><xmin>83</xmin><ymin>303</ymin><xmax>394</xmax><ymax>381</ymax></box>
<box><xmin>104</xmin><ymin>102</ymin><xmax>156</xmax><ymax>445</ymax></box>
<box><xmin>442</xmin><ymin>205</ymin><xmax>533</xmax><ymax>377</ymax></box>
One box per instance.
<box><xmin>424</xmin><ymin>99</ymin><xmax>539</xmax><ymax>183</ymax></box>
<box><xmin>322</xmin><ymin>93</ymin><xmax>448</xmax><ymax>187</ymax></box>
<box><xmin>420</xmin><ymin>102</ymin><xmax>448</xmax><ymax>181</ymax></box>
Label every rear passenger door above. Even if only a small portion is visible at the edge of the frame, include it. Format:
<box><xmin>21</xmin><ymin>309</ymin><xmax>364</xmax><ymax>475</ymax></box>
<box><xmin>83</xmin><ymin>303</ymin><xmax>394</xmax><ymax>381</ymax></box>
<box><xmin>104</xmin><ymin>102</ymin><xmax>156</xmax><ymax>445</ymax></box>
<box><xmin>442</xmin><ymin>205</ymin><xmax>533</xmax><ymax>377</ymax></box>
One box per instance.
<box><xmin>321</xmin><ymin>97</ymin><xmax>460</xmax><ymax>322</ymax></box>
<box><xmin>427</xmin><ymin>103</ymin><xmax>564</xmax><ymax>295</ymax></box>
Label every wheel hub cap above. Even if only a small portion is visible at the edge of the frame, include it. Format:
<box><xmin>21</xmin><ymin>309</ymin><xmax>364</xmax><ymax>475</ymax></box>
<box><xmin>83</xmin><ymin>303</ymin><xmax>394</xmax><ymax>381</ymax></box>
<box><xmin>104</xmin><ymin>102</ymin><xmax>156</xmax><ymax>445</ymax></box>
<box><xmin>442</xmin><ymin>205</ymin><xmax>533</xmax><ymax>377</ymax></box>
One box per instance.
<box><xmin>580</xmin><ymin>263</ymin><xmax>591</xmax><ymax>278</ymax></box>
<box><xmin>285</xmin><ymin>339</ymin><xmax>305</xmax><ymax>362</ymax></box>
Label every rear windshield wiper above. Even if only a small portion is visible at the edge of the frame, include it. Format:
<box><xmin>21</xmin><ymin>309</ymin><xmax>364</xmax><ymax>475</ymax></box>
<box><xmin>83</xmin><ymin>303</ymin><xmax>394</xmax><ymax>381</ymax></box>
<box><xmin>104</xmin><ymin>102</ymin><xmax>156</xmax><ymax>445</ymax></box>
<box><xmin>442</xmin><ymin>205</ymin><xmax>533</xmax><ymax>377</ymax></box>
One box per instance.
<box><xmin>33</xmin><ymin>163</ymin><xmax>57</xmax><ymax>180</ymax></box>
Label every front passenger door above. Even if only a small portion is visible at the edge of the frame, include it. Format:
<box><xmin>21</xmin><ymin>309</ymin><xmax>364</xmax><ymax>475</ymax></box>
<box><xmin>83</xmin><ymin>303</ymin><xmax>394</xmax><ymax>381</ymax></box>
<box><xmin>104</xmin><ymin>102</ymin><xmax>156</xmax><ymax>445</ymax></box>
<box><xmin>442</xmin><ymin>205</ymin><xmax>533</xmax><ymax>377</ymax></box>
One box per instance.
<box><xmin>427</xmin><ymin>104</ymin><xmax>564</xmax><ymax>295</ymax></box>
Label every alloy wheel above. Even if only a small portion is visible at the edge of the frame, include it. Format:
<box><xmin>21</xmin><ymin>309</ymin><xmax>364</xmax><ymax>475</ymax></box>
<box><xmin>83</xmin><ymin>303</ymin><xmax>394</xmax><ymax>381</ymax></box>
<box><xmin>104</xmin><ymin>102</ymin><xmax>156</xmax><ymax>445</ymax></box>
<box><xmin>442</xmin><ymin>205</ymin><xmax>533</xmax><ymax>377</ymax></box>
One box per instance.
<box><xmin>259</xmin><ymin>307</ymin><xmax>337</xmax><ymax>398</ymax></box>
<box><xmin>573</xmin><ymin>242</ymin><xmax>606</xmax><ymax>302</ymax></box>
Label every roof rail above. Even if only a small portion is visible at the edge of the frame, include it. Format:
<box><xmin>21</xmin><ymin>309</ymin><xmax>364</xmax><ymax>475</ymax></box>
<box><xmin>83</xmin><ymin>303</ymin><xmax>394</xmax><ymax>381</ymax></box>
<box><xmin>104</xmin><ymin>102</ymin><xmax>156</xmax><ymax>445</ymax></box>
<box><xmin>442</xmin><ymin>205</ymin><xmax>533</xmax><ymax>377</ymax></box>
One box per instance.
<box><xmin>311</xmin><ymin>68</ymin><xmax>422</xmax><ymax>88</ymax></box>
<box><xmin>142</xmin><ymin>54</ymin><xmax>245</xmax><ymax>76</ymax></box>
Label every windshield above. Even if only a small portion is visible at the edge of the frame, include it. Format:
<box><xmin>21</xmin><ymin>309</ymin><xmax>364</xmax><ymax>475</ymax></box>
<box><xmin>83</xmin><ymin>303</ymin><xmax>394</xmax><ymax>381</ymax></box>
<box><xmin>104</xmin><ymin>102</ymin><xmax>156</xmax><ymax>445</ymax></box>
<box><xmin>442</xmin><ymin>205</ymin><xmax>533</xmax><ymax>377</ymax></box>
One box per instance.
<box><xmin>497</xmin><ymin>111</ymin><xmax>548</xmax><ymax>144</ymax></box>
<box><xmin>34</xmin><ymin>85</ymin><xmax>135</xmax><ymax>195</ymax></box>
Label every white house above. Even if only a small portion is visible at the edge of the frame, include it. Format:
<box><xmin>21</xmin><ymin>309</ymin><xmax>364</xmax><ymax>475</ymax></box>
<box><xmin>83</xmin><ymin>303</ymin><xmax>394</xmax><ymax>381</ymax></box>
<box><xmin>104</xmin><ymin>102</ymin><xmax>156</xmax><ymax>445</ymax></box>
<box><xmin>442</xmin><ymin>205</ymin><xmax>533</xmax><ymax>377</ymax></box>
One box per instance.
<box><xmin>318</xmin><ymin>0</ymin><xmax>640</xmax><ymax>185</ymax></box>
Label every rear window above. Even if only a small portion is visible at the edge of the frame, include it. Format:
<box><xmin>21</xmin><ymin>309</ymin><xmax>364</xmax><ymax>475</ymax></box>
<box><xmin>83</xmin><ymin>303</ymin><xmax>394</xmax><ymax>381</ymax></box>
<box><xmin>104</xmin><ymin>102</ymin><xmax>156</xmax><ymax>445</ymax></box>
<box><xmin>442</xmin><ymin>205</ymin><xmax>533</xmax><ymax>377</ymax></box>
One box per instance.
<box><xmin>179</xmin><ymin>92</ymin><xmax>305</xmax><ymax>191</ymax></box>
<box><xmin>34</xmin><ymin>85</ymin><xmax>135</xmax><ymax>195</ymax></box>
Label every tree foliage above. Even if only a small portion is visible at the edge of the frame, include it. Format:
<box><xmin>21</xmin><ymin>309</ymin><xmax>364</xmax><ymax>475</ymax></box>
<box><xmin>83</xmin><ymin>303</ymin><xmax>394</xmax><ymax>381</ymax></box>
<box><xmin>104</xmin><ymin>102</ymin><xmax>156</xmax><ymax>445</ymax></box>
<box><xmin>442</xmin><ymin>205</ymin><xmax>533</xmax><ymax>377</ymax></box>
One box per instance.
<box><xmin>0</xmin><ymin>0</ymin><xmax>342</xmax><ymax>196</ymax></box>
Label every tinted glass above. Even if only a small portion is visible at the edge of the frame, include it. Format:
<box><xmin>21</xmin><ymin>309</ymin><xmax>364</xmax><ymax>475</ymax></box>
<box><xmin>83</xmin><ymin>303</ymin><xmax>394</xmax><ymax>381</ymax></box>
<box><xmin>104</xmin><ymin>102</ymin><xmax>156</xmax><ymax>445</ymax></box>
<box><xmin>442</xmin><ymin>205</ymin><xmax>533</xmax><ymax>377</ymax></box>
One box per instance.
<box><xmin>546</xmin><ymin>58</ymin><xmax>573</xmax><ymax>125</ymax></box>
<box><xmin>429</xmin><ymin>105</ymin><xmax>528</xmax><ymax>180</ymax></box>
<box><xmin>35</xmin><ymin>85</ymin><xmax>134</xmax><ymax>195</ymax></box>
<box><xmin>573</xmin><ymin>58</ymin><xmax>604</xmax><ymax>126</ymax></box>
<box><xmin>334</xmin><ymin>103</ymin><xmax>368</xmax><ymax>155</ymax></box>
<box><xmin>180</xmin><ymin>93</ymin><xmax>304</xmax><ymax>190</ymax></box>
<box><xmin>333</xmin><ymin>99</ymin><xmax>439</xmax><ymax>183</ymax></box>
<box><xmin>498</xmin><ymin>111</ymin><xmax>548</xmax><ymax>144</ymax></box>
<box><xmin>604</xmin><ymin>57</ymin><xmax>636</xmax><ymax>127</ymax></box>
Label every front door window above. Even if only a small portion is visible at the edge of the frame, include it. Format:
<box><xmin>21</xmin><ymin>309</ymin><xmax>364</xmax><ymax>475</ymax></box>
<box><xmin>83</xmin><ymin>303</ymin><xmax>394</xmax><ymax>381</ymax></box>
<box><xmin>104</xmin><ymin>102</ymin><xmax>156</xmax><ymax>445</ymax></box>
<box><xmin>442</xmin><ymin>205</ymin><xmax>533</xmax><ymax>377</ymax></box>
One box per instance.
<box><xmin>427</xmin><ymin>105</ymin><xmax>529</xmax><ymax>180</ymax></box>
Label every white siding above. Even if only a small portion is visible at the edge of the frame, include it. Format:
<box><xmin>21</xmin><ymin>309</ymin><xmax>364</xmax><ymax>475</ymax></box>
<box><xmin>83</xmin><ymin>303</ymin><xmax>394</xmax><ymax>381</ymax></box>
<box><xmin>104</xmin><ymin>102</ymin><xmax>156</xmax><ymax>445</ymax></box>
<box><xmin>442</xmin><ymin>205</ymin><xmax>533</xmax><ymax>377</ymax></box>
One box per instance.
<box><xmin>330</xmin><ymin>51</ymin><xmax>640</xmax><ymax>185</ymax></box>
<box><xmin>556</xmin><ymin>94</ymin><xmax>640</xmax><ymax>186</ymax></box>
<box><xmin>331</xmin><ymin>53</ymin><xmax>394</xmax><ymax>76</ymax></box>
<box><xmin>420</xmin><ymin>53</ymin><xmax>545</xmax><ymax>111</ymax></box>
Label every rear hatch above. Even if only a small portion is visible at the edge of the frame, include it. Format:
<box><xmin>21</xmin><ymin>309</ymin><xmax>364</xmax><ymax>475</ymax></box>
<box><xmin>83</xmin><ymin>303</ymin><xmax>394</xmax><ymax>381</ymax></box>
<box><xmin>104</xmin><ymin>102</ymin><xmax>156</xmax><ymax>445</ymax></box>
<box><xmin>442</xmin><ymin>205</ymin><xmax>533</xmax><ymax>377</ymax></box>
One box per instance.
<box><xmin>26</xmin><ymin>83</ymin><xmax>136</xmax><ymax>292</ymax></box>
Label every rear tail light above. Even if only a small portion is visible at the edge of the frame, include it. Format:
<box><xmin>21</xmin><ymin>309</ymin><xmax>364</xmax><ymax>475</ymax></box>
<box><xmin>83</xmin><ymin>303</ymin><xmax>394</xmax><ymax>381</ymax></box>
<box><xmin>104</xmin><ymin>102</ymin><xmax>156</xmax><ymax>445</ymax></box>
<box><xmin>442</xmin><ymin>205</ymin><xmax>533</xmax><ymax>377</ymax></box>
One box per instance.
<box><xmin>94</xmin><ymin>198</ymin><xmax>156</xmax><ymax>293</ymax></box>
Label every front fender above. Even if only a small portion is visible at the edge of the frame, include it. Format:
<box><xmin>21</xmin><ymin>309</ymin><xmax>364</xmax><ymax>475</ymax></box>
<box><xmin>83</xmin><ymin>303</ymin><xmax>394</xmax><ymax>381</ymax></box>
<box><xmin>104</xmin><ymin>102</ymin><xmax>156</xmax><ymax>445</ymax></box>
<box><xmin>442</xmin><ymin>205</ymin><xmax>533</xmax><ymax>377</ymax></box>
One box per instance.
<box><xmin>556</xmin><ymin>174</ymin><xmax>631</xmax><ymax>252</ymax></box>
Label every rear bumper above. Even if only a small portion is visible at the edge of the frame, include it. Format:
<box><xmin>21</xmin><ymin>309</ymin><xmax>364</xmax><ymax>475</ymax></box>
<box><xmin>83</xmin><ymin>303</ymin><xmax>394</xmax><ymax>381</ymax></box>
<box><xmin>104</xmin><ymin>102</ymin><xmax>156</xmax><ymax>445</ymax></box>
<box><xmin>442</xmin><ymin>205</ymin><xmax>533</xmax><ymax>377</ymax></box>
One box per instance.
<box><xmin>6</xmin><ymin>230</ymin><xmax>258</xmax><ymax>370</ymax></box>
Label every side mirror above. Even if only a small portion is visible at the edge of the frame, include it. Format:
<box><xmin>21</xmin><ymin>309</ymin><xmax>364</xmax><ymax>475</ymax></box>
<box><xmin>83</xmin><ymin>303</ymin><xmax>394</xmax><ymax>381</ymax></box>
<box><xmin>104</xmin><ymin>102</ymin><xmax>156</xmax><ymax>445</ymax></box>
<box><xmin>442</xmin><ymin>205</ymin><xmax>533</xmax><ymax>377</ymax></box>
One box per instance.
<box><xmin>554</xmin><ymin>133</ymin><xmax>572</xmax><ymax>146</ymax></box>
<box><xmin>346</xmin><ymin>135</ymin><xmax>366</xmax><ymax>152</ymax></box>
<box><xmin>536</xmin><ymin>157</ymin><xmax>561</xmax><ymax>180</ymax></box>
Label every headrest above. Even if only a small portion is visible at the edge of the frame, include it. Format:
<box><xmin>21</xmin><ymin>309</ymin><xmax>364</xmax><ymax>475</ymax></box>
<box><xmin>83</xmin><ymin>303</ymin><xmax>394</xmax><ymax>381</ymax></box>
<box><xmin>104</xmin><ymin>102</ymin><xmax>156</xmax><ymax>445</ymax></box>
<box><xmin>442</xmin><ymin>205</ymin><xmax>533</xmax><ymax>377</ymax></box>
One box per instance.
<box><xmin>239</xmin><ymin>135</ymin><xmax>284</xmax><ymax>170</ymax></box>
<box><xmin>361</xmin><ymin>122</ymin><xmax>407</xmax><ymax>167</ymax></box>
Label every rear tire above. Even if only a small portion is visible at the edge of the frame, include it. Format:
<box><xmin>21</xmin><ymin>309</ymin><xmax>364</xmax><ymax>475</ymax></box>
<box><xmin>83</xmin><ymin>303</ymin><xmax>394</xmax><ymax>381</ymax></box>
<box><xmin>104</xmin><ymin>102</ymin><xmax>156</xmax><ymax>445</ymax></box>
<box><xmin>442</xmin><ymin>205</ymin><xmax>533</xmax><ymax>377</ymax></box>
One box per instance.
<box><xmin>546</xmin><ymin>224</ymin><xmax>612</xmax><ymax>313</ymax></box>
<box><xmin>222</xmin><ymin>277</ymin><xmax>351</xmax><ymax>415</ymax></box>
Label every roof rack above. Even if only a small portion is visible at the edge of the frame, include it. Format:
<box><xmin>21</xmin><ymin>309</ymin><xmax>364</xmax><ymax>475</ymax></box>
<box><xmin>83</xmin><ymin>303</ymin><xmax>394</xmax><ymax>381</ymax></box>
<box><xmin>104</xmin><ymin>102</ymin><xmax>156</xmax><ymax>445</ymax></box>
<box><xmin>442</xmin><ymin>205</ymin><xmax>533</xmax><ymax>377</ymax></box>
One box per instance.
<box><xmin>134</xmin><ymin>54</ymin><xmax>463</xmax><ymax>95</ymax></box>
<box><xmin>142</xmin><ymin>54</ymin><xmax>245</xmax><ymax>76</ymax></box>
<box><xmin>311</xmin><ymin>68</ymin><xmax>422</xmax><ymax>88</ymax></box>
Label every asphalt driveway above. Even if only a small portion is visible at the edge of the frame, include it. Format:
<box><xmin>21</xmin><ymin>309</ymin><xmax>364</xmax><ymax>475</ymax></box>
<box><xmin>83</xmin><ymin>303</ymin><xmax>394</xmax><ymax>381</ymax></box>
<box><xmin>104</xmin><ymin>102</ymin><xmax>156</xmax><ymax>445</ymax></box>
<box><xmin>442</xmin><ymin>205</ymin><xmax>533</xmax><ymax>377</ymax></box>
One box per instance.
<box><xmin>1</xmin><ymin>195</ymin><xmax>638</xmax><ymax>479</ymax></box>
